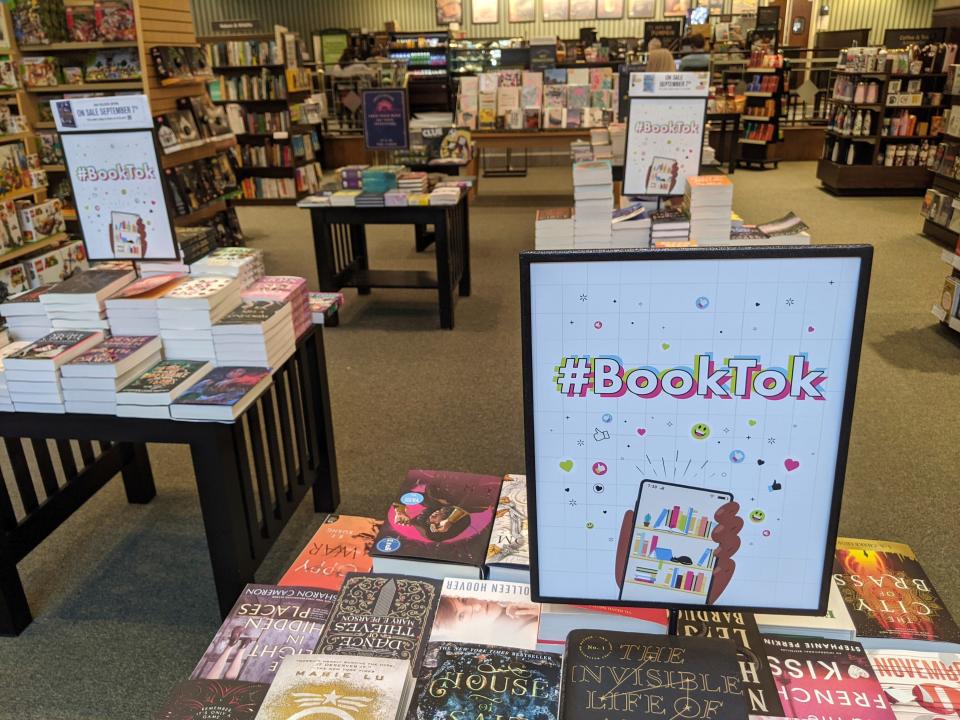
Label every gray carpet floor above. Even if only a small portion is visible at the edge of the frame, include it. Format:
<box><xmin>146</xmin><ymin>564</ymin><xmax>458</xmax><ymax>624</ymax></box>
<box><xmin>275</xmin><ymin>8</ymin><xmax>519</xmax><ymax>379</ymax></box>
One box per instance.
<box><xmin>1</xmin><ymin>161</ymin><xmax>958</xmax><ymax>718</ymax></box>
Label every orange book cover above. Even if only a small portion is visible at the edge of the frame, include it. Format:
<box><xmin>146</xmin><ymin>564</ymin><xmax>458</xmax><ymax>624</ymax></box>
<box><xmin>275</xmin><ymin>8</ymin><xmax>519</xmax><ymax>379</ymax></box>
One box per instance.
<box><xmin>278</xmin><ymin>514</ymin><xmax>381</xmax><ymax>591</ymax></box>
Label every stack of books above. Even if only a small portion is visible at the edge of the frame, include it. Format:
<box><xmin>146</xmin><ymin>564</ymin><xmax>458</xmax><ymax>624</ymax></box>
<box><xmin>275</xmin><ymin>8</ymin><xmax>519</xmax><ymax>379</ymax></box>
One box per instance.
<box><xmin>384</xmin><ymin>190</ymin><xmax>408</xmax><ymax>206</ymax></box>
<box><xmin>242</xmin><ymin>276</ymin><xmax>311</xmax><ymax>339</ymax></box>
<box><xmin>609</xmin><ymin>123</ymin><xmax>626</xmax><ymax>164</ymax></box>
<box><xmin>611</xmin><ymin>202</ymin><xmax>652</xmax><ymax>248</ymax></box>
<box><xmin>116</xmin><ymin>359</ymin><xmax>213</xmax><ymax>419</ymax></box>
<box><xmin>138</xmin><ymin>259</ymin><xmax>191</xmax><ymax>278</ymax></box>
<box><xmin>60</xmin><ymin>335</ymin><xmax>163</xmax><ymax>415</ymax></box>
<box><xmin>429</xmin><ymin>187</ymin><xmax>460</xmax><ymax>205</ymax></box>
<box><xmin>175</xmin><ymin>226</ymin><xmax>217</xmax><ymax>265</ymax></box>
<box><xmin>572</xmin><ymin>160</ymin><xmax>614</xmax><ymax>247</ymax></box>
<box><xmin>0</xmin><ymin>341</ymin><xmax>29</xmax><ymax>411</ymax></box>
<box><xmin>534</xmin><ymin>208</ymin><xmax>575</xmax><ymax>249</ymax></box>
<box><xmin>189</xmin><ymin>247</ymin><xmax>265</xmax><ymax>287</ymax></box>
<box><xmin>4</xmin><ymin>330</ymin><xmax>105</xmax><ymax>413</ymax></box>
<box><xmin>570</xmin><ymin>139</ymin><xmax>593</xmax><ymax>162</ymax></box>
<box><xmin>331</xmin><ymin>189</ymin><xmax>362</xmax><ymax>206</ymax></box>
<box><xmin>170</xmin><ymin>366</ymin><xmax>272</xmax><ymax>421</ymax></box>
<box><xmin>338</xmin><ymin>165</ymin><xmax>368</xmax><ymax>190</ymax></box>
<box><xmin>590</xmin><ymin>128</ymin><xmax>613</xmax><ymax>161</ymax></box>
<box><xmin>104</xmin><ymin>273</ymin><xmax>186</xmax><ymax>336</ymax></box>
<box><xmin>39</xmin><ymin>268</ymin><xmax>137</xmax><ymax>331</ymax></box>
<box><xmin>361</xmin><ymin>166</ymin><xmax>401</xmax><ymax>194</ymax></box>
<box><xmin>684</xmin><ymin>175</ymin><xmax>734</xmax><ymax>245</ymax></box>
<box><xmin>397</xmin><ymin>172</ymin><xmax>428</xmax><ymax>193</ymax></box>
<box><xmin>355</xmin><ymin>192</ymin><xmax>385</xmax><ymax>208</ymax></box>
<box><xmin>1</xmin><ymin>286</ymin><xmax>54</xmax><ymax>341</ymax></box>
<box><xmin>157</xmin><ymin>277</ymin><xmax>243</xmax><ymax>362</ymax></box>
<box><xmin>212</xmin><ymin>301</ymin><xmax>295</xmax><ymax>369</ymax></box>
<box><xmin>651</xmin><ymin>207</ymin><xmax>692</xmax><ymax>245</ymax></box>
<box><xmin>308</xmin><ymin>292</ymin><xmax>344</xmax><ymax>325</ymax></box>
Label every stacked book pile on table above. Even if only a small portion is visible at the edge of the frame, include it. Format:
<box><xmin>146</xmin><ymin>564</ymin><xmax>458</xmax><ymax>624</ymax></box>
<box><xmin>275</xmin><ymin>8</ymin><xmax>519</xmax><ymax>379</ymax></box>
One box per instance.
<box><xmin>308</xmin><ymin>292</ymin><xmax>344</xmax><ymax>326</ymax></box>
<box><xmin>650</xmin><ymin>207</ymin><xmax>692</xmax><ymax>245</ymax></box>
<box><xmin>157</xmin><ymin>276</ymin><xmax>243</xmax><ymax>363</ymax></box>
<box><xmin>243</xmin><ymin>276</ymin><xmax>312</xmax><ymax>338</ymax></box>
<box><xmin>611</xmin><ymin>201</ymin><xmax>651</xmax><ymax>247</ymax></box>
<box><xmin>0</xmin><ymin>341</ymin><xmax>28</xmax><ymax>411</ymax></box>
<box><xmin>150</xmin><ymin>466</ymin><xmax>960</xmax><ymax>720</ymax></box>
<box><xmin>39</xmin><ymin>268</ymin><xmax>137</xmax><ymax>331</ymax></box>
<box><xmin>190</xmin><ymin>247</ymin><xmax>265</xmax><ymax>287</ymax></box>
<box><xmin>534</xmin><ymin>208</ymin><xmax>575</xmax><ymax>249</ymax></box>
<box><xmin>212</xmin><ymin>301</ymin><xmax>295</xmax><ymax>369</ymax></box>
<box><xmin>60</xmin><ymin>335</ymin><xmax>162</xmax><ymax>415</ymax></box>
<box><xmin>684</xmin><ymin>175</ymin><xmax>735</xmax><ymax>245</ymax></box>
<box><xmin>104</xmin><ymin>273</ymin><xmax>187</xmax><ymax>336</ymax></box>
<box><xmin>300</xmin><ymin>165</ymin><xmax>473</xmax><ymax>209</ymax></box>
<box><xmin>0</xmin><ymin>286</ymin><xmax>53</xmax><ymax>342</ymax></box>
<box><xmin>572</xmin><ymin>159</ymin><xmax>614</xmax><ymax>247</ymax></box>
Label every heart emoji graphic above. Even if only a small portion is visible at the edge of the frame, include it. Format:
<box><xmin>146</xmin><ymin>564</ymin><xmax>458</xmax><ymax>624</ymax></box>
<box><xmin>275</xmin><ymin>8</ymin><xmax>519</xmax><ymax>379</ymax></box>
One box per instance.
<box><xmin>757</xmin><ymin>459</ymin><xmax>765</xmax><ymax>466</ymax></box>
<box><xmin>637</xmin><ymin>428</ymin><xmax>647</xmax><ymax>436</ymax></box>
<box><xmin>560</xmin><ymin>460</ymin><xmax>574</xmax><ymax>472</ymax></box>
<box><xmin>748</xmin><ymin>419</ymin><xmax>757</xmax><ymax>426</ymax></box>
<box><xmin>784</xmin><ymin>459</ymin><xmax>800</xmax><ymax>472</ymax></box>
<box><xmin>808</xmin><ymin>326</ymin><xmax>815</xmax><ymax>333</ymax></box>
<box><xmin>661</xmin><ymin>342</ymin><xmax>670</xmax><ymax>350</ymax></box>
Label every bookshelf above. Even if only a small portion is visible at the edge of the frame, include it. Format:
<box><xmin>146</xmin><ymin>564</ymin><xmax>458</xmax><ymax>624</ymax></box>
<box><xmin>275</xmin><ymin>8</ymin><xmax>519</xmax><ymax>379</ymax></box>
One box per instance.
<box><xmin>729</xmin><ymin>59</ymin><xmax>787</xmax><ymax>170</ymax></box>
<box><xmin>388</xmin><ymin>30</ymin><xmax>451</xmax><ymax>114</ymax></box>
<box><xmin>200</xmin><ymin>32</ymin><xmax>322</xmax><ymax>205</ymax></box>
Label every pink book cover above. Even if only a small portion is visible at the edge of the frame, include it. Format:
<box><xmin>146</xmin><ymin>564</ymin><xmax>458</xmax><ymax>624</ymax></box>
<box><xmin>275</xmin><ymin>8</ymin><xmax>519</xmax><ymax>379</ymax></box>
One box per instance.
<box><xmin>165</xmin><ymin>277</ymin><xmax>234</xmax><ymax>299</ymax></box>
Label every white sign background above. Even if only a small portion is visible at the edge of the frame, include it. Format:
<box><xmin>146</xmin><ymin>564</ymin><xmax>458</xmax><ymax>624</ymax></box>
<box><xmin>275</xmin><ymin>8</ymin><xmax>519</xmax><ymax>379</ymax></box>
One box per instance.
<box><xmin>62</xmin><ymin>131</ymin><xmax>178</xmax><ymax>260</ymax></box>
<box><xmin>527</xmin><ymin>253</ymin><xmax>865</xmax><ymax>611</ymax></box>
<box><xmin>628</xmin><ymin>71</ymin><xmax>709</xmax><ymax>97</ymax></box>
<box><xmin>623</xmin><ymin>96</ymin><xmax>705</xmax><ymax>197</ymax></box>
<box><xmin>52</xmin><ymin>95</ymin><xmax>153</xmax><ymax>132</ymax></box>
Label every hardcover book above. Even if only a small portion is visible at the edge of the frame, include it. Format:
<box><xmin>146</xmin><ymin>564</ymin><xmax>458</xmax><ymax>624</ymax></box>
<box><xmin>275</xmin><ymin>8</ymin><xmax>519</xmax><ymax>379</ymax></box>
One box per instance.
<box><xmin>834</xmin><ymin>537</ymin><xmax>960</xmax><ymax>650</ymax></box>
<box><xmin>152</xmin><ymin>679</ymin><xmax>269</xmax><ymax>720</ymax></box>
<box><xmin>370</xmin><ymin>469</ymin><xmax>503</xmax><ymax>580</ymax></box>
<box><xmin>485</xmin><ymin>473</ymin><xmax>529</xmax><ymax>581</ymax></box>
<box><xmin>428</xmin><ymin>578</ymin><xmax>541</xmax><ymax>651</ymax></box>
<box><xmin>191</xmin><ymin>584</ymin><xmax>336</xmax><ymax>684</ymax></box>
<box><xmin>408</xmin><ymin>643</ymin><xmax>561</xmax><ymax>720</ymax></box>
<box><xmin>764</xmin><ymin>636</ymin><xmax>896</xmax><ymax>720</ymax></box>
<box><xmin>254</xmin><ymin>654</ymin><xmax>411</xmax><ymax>720</ymax></box>
<box><xmin>676</xmin><ymin>610</ymin><xmax>783</xmax><ymax>716</ymax></box>
<box><xmin>867</xmin><ymin>648</ymin><xmax>960</xmax><ymax>720</ymax></box>
<box><xmin>561</xmin><ymin>630</ymin><xmax>747</xmax><ymax>720</ymax></box>
<box><xmin>314</xmin><ymin>572</ymin><xmax>441</xmax><ymax>675</ymax></box>
<box><xmin>278</xmin><ymin>514</ymin><xmax>382</xmax><ymax>592</ymax></box>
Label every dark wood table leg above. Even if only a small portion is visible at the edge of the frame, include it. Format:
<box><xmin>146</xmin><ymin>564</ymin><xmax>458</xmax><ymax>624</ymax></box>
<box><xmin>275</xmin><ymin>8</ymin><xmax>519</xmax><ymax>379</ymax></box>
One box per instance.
<box><xmin>189</xmin><ymin>427</ymin><xmax>255</xmax><ymax>618</ymax></box>
<box><xmin>433</xmin><ymin>211</ymin><xmax>454</xmax><ymax>329</ymax></box>
<box><xmin>305</xmin><ymin>328</ymin><xmax>340</xmax><ymax>512</ymax></box>
<box><xmin>729</xmin><ymin>117</ymin><xmax>739</xmax><ymax>175</ymax></box>
<box><xmin>0</xmin><ymin>560</ymin><xmax>31</xmax><ymax>636</ymax></box>
<box><xmin>351</xmin><ymin>224</ymin><xmax>371</xmax><ymax>295</ymax></box>
<box><xmin>312</xmin><ymin>209</ymin><xmax>340</xmax><ymax>292</ymax></box>
<box><xmin>458</xmin><ymin>200</ymin><xmax>471</xmax><ymax>297</ymax></box>
<box><xmin>119</xmin><ymin>442</ymin><xmax>155</xmax><ymax>504</ymax></box>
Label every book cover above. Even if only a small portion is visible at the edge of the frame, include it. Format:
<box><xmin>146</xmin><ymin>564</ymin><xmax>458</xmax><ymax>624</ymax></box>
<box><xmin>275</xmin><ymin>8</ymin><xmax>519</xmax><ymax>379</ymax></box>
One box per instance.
<box><xmin>314</xmin><ymin>572</ymin><xmax>441</xmax><ymax>673</ymax></box>
<box><xmin>173</xmin><ymin>367</ymin><xmax>270</xmax><ymax>407</ymax></box>
<box><xmin>4</xmin><ymin>284</ymin><xmax>52</xmax><ymax>304</ymax></box>
<box><xmin>428</xmin><ymin>578</ymin><xmax>540</xmax><ymax>651</ymax></box>
<box><xmin>120</xmin><ymin>359</ymin><xmax>211</xmax><ymax>394</ymax></box>
<box><xmin>152</xmin><ymin>679</ymin><xmax>268</xmax><ymax>720</ymax></box>
<box><xmin>43</xmin><ymin>269</ymin><xmax>133</xmax><ymax>296</ymax></box>
<box><xmin>765</xmin><ymin>636</ymin><xmax>896</xmax><ymax>720</ymax></box>
<box><xmin>536</xmin><ymin>208</ymin><xmax>574</xmax><ymax>222</ymax></box>
<box><xmin>191</xmin><ymin>584</ymin><xmax>336</xmax><ymax>684</ymax></box>
<box><xmin>9</xmin><ymin>331</ymin><xmax>102</xmax><ymax>361</ymax></box>
<box><xmin>834</xmin><ymin>537</ymin><xmax>960</xmax><ymax>646</ymax></box>
<box><xmin>408</xmin><ymin>643</ymin><xmax>561</xmax><ymax>720</ymax></box>
<box><xmin>561</xmin><ymin>630</ymin><xmax>748</xmax><ymax>720</ymax></box>
<box><xmin>485</xmin><ymin>473</ymin><xmax>529</xmax><ymax>570</ymax></box>
<box><xmin>163</xmin><ymin>276</ymin><xmax>235</xmax><ymax>300</ymax></box>
<box><xmin>255</xmin><ymin>655</ymin><xmax>410</xmax><ymax>720</ymax></box>
<box><xmin>370</xmin><ymin>469</ymin><xmax>502</xmax><ymax>569</ymax></box>
<box><xmin>67</xmin><ymin>335</ymin><xmax>157</xmax><ymax>366</ymax></box>
<box><xmin>676</xmin><ymin>610</ymin><xmax>783</xmax><ymax>716</ymax></box>
<box><xmin>278</xmin><ymin>514</ymin><xmax>382</xmax><ymax>591</ymax></box>
<box><xmin>867</xmin><ymin>649</ymin><xmax>960</xmax><ymax>720</ymax></box>
<box><xmin>215</xmin><ymin>301</ymin><xmax>288</xmax><ymax>326</ymax></box>
<box><xmin>107</xmin><ymin>273</ymin><xmax>186</xmax><ymax>300</ymax></box>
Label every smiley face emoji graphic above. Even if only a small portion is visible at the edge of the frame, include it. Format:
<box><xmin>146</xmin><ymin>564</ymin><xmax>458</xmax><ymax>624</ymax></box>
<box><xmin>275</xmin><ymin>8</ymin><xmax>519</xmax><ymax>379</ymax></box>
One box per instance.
<box><xmin>691</xmin><ymin>423</ymin><xmax>711</xmax><ymax>440</ymax></box>
<box><xmin>750</xmin><ymin>509</ymin><xmax>765</xmax><ymax>523</ymax></box>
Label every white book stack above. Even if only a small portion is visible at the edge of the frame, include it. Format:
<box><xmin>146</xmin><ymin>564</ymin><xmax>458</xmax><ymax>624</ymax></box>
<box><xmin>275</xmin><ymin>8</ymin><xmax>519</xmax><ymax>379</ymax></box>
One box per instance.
<box><xmin>572</xmin><ymin>160</ymin><xmax>614</xmax><ymax>247</ymax></box>
<box><xmin>4</xmin><ymin>330</ymin><xmax>106</xmax><ymax>413</ymax></box>
<box><xmin>156</xmin><ymin>276</ymin><xmax>243</xmax><ymax>362</ymax></box>
<box><xmin>190</xmin><ymin>247</ymin><xmax>265</xmax><ymax>288</ymax></box>
<box><xmin>684</xmin><ymin>175</ymin><xmax>734</xmax><ymax>245</ymax></box>
<box><xmin>39</xmin><ymin>269</ymin><xmax>137</xmax><ymax>331</ymax></box>
<box><xmin>139</xmin><ymin>260</ymin><xmax>191</xmax><ymax>278</ymax></box>
<box><xmin>429</xmin><ymin>187</ymin><xmax>461</xmax><ymax>206</ymax></box>
<box><xmin>0</xmin><ymin>341</ymin><xmax>30</xmax><ymax>411</ymax></box>
<box><xmin>570</xmin><ymin>139</ymin><xmax>593</xmax><ymax>162</ymax></box>
<box><xmin>1</xmin><ymin>286</ymin><xmax>54</xmax><ymax>341</ymax></box>
<box><xmin>60</xmin><ymin>335</ymin><xmax>163</xmax><ymax>414</ymax></box>
<box><xmin>650</xmin><ymin>208</ymin><xmax>692</xmax><ymax>245</ymax></box>
<box><xmin>104</xmin><ymin>273</ymin><xmax>187</xmax><ymax>336</ymax></box>
<box><xmin>590</xmin><ymin>128</ymin><xmax>613</xmax><ymax>161</ymax></box>
<box><xmin>535</xmin><ymin>208</ymin><xmax>575</xmax><ymax>249</ymax></box>
<box><xmin>609</xmin><ymin>123</ymin><xmax>627</xmax><ymax>165</ymax></box>
<box><xmin>116</xmin><ymin>359</ymin><xmax>213</xmax><ymax>419</ymax></box>
<box><xmin>212</xmin><ymin>301</ymin><xmax>295</xmax><ymax>369</ymax></box>
<box><xmin>611</xmin><ymin>202</ymin><xmax>652</xmax><ymax>248</ymax></box>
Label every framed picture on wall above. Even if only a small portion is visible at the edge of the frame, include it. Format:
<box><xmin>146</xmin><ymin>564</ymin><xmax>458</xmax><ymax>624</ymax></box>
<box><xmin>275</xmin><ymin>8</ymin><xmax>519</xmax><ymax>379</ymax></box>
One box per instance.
<box><xmin>597</xmin><ymin>0</ymin><xmax>625</xmax><ymax>19</ymax></box>
<box><xmin>731</xmin><ymin>0</ymin><xmax>757</xmax><ymax>13</ymax></box>
<box><xmin>437</xmin><ymin>0</ymin><xmax>463</xmax><ymax>24</ymax></box>
<box><xmin>509</xmin><ymin>0</ymin><xmax>536</xmax><ymax>22</ymax></box>
<box><xmin>542</xmin><ymin>0</ymin><xmax>569</xmax><ymax>19</ymax></box>
<box><xmin>664</xmin><ymin>0</ymin><xmax>690</xmax><ymax>15</ymax></box>
<box><xmin>570</xmin><ymin>0</ymin><xmax>597</xmax><ymax>19</ymax></box>
<box><xmin>628</xmin><ymin>0</ymin><xmax>656</xmax><ymax>18</ymax></box>
<box><xmin>472</xmin><ymin>0</ymin><xmax>499</xmax><ymax>23</ymax></box>
<box><xmin>706</xmin><ymin>0</ymin><xmax>724</xmax><ymax>14</ymax></box>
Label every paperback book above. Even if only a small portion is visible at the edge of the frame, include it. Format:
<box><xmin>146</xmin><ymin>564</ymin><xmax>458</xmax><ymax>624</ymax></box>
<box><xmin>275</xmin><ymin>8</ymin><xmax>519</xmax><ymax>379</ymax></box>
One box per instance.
<box><xmin>170</xmin><ymin>366</ymin><xmax>271</xmax><ymax>422</ymax></box>
<box><xmin>428</xmin><ymin>578</ymin><xmax>541</xmax><ymax>651</ymax></box>
<box><xmin>152</xmin><ymin>679</ymin><xmax>269</xmax><ymax>720</ymax></box>
<box><xmin>61</xmin><ymin>335</ymin><xmax>162</xmax><ymax>378</ymax></box>
<box><xmin>117</xmin><ymin>359</ymin><xmax>213</xmax><ymax>408</ymax></box>
<box><xmin>278</xmin><ymin>514</ymin><xmax>382</xmax><ymax>591</ymax></box>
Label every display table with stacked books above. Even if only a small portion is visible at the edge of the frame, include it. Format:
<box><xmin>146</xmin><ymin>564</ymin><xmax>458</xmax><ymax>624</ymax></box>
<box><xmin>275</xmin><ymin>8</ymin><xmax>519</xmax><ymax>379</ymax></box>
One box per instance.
<box><xmin>301</xmin><ymin>195</ymin><xmax>471</xmax><ymax>330</ymax></box>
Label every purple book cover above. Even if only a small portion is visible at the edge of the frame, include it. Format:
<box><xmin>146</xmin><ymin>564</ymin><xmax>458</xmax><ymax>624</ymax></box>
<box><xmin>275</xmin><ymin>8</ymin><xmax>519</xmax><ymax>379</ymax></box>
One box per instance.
<box><xmin>191</xmin><ymin>584</ymin><xmax>336</xmax><ymax>684</ymax></box>
<box><xmin>370</xmin><ymin>469</ymin><xmax>503</xmax><ymax>568</ymax></box>
<box><xmin>152</xmin><ymin>679</ymin><xmax>268</xmax><ymax>720</ymax></box>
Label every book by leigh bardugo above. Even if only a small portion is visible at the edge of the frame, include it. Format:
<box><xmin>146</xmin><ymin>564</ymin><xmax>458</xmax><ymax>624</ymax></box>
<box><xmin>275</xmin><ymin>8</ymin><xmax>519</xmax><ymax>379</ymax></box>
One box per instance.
<box><xmin>833</xmin><ymin>537</ymin><xmax>960</xmax><ymax>647</ymax></box>
<box><xmin>561</xmin><ymin>630</ymin><xmax>748</xmax><ymax>720</ymax></box>
<box><xmin>676</xmin><ymin>609</ymin><xmax>783</xmax><ymax>717</ymax></box>
<box><xmin>191</xmin><ymin>584</ymin><xmax>335</xmax><ymax>684</ymax></box>
<box><xmin>764</xmin><ymin>636</ymin><xmax>896</xmax><ymax>720</ymax></box>
<box><xmin>278</xmin><ymin>515</ymin><xmax>382</xmax><ymax>592</ymax></box>
<box><xmin>152</xmin><ymin>679</ymin><xmax>268</xmax><ymax>720</ymax></box>
<box><xmin>407</xmin><ymin>643</ymin><xmax>561</xmax><ymax>720</ymax></box>
<box><xmin>313</xmin><ymin>573</ymin><xmax>441</xmax><ymax>675</ymax></box>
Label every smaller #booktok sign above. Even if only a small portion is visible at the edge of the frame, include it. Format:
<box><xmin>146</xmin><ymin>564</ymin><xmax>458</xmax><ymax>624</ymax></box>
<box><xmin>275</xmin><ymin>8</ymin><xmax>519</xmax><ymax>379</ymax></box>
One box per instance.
<box><xmin>361</xmin><ymin>88</ymin><xmax>410</xmax><ymax>151</ymax></box>
<box><xmin>53</xmin><ymin>94</ymin><xmax>179</xmax><ymax>261</ymax></box>
<box><xmin>623</xmin><ymin>72</ymin><xmax>708</xmax><ymax>197</ymax></box>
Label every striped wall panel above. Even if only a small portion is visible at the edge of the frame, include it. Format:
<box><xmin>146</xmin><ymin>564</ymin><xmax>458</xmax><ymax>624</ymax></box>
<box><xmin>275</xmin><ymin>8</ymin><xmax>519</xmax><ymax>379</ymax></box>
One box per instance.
<box><xmin>190</xmin><ymin>0</ymin><xmax>935</xmax><ymax>48</ymax></box>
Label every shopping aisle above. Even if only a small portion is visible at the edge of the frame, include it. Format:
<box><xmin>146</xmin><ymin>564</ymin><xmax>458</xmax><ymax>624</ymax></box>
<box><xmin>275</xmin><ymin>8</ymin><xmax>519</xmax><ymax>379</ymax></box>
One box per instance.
<box><xmin>0</xmin><ymin>163</ymin><xmax>957</xmax><ymax>719</ymax></box>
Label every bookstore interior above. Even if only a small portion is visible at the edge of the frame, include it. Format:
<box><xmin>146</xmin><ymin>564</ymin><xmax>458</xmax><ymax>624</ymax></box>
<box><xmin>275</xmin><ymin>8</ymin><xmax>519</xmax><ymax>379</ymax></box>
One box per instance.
<box><xmin>0</xmin><ymin>0</ymin><xmax>959</xmax><ymax>719</ymax></box>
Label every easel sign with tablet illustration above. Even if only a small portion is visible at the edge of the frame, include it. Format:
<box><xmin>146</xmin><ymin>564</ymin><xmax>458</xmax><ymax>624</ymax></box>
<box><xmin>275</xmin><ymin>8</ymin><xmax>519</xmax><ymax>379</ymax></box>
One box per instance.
<box><xmin>622</xmin><ymin>72</ymin><xmax>708</xmax><ymax>197</ymax></box>
<box><xmin>519</xmin><ymin>246</ymin><xmax>872</xmax><ymax>615</ymax></box>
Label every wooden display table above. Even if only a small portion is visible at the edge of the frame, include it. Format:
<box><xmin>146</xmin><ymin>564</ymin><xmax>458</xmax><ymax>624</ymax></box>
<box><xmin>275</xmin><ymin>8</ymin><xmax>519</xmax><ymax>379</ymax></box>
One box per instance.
<box><xmin>0</xmin><ymin>327</ymin><xmax>339</xmax><ymax>636</ymax></box>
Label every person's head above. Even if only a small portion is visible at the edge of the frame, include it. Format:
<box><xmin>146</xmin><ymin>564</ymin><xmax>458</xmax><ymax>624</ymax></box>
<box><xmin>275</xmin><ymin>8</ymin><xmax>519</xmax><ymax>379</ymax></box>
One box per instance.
<box><xmin>647</xmin><ymin>37</ymin><xmax>662</xmax><ymax>51</ymax></box>
<box><xmin>646</xmin><ymin>47</ymin><xmax>675</xmax><ymax>72</ymax></box>
<box><xmin>690</xmin><ymin>34</ymin><xmax>705</xmax><ymax>50</ymax></box>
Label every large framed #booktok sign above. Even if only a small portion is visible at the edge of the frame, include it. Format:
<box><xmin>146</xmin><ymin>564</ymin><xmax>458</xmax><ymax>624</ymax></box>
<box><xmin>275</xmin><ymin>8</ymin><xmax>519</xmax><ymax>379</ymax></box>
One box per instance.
<box><xmin>623</xmin><ymin>72</ymin><xmax>708</xmax><ymax>197</ymax></box>
<box><xmin>53</xmin><ymin>94</ymin><xmax>179</xmax><ymax>261</ymax></box>
<box><xmin>520</xmin><ymin>245</ymin><xmax>873</xmax><ymax>614</ymax></box>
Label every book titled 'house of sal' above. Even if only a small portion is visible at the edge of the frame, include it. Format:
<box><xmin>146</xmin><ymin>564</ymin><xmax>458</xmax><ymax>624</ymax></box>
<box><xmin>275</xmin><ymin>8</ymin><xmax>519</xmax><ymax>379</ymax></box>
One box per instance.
<box><xmin>313</xmin><ymin>573</ymin><xmax>441</xmax><ymax>676</ymax></box>
<box><xmin>560</xmin><ymin>631</ymin><xmax>748</xmax><ymax>720</ymax></box>
<box><xmin>370</xmin><ymin>469</ymin><xmax>503</xmax><ymax>580</ymax></box>
<box><xmin>191</xmin><ymin>584</ymin><xmax>336</xmax><ymax>685</ymax></box>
